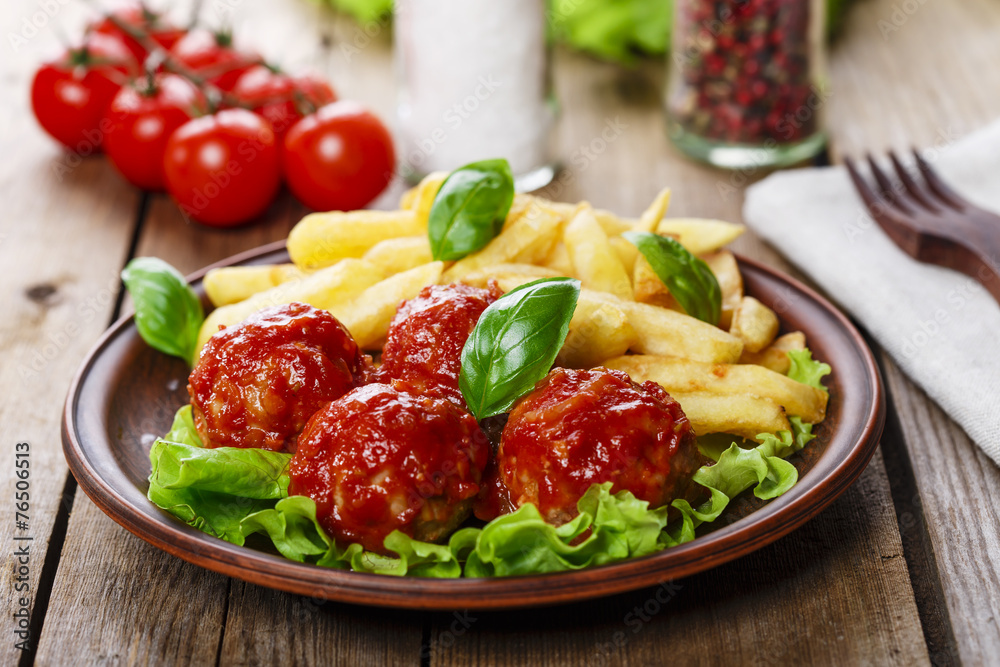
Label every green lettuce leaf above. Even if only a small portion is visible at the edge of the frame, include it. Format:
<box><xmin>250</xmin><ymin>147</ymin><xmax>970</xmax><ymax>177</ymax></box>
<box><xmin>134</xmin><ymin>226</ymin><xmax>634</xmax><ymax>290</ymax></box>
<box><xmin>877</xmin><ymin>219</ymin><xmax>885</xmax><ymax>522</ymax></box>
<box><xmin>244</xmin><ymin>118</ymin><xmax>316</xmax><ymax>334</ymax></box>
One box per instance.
<box><xmin>162</xmin><ymin>404</ymin><xmax>203</xmax><ymax>446</ymax></box>
<box><xmin>239</xmin><ymin>495</ymin><xmax>465</xmax><ymax>577</ymax></box>
<box><xmin>320</xmin><ymin>0</ymin><xmax>392</xmax><ymax>22</ymax></box>
<box><xmin>464</xmin><ymin>483</ymin><xmax>669</xmax><ymax>578</ymax></box>
<box><xmin>147</xmin><ymin>406</ymin><xmax>292</xmax><ymax>544</ymax></box>
<box><xmin>788</xmin><ymin>348</ymin><xmax>832</xmax><ymax>394</ymax></box>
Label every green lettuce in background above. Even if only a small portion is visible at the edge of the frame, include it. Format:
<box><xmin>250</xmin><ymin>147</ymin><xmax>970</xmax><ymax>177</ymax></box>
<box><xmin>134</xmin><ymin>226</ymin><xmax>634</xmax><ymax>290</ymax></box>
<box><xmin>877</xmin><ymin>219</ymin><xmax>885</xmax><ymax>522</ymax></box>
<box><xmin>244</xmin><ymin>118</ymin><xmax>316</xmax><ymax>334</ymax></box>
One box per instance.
<box><xmin>315</xmin><ymin>0</ymin><xmax>853</xmax><ymax>63</ymax></box>
<box><xmin>147</xmin><ymin>350</ymin><xmax>830</xmax><ymax>577</ymax></box>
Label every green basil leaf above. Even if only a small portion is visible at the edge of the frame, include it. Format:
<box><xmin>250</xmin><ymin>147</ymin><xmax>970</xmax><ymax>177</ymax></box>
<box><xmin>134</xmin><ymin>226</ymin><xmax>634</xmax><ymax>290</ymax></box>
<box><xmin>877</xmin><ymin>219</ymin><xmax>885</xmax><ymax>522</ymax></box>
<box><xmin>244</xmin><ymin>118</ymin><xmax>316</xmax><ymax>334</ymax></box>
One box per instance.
<box><xmin>459</xmin><ymin>277</ymin><xmax>580</xmax><ymax>420</ymax></box>
<box><xmin>427</xmin><ymin>158</ymin><xmax>515</xmax><ymax>261</ymax></box>
<box><xmin>622</xmin><ymin>231</ymin><xmax>722</xmax><ymax>325</ymax></box>
<box><xmin>122</xmin><ymin>257</ymin><xmax>204</xmax><ymax>364</ymax></box>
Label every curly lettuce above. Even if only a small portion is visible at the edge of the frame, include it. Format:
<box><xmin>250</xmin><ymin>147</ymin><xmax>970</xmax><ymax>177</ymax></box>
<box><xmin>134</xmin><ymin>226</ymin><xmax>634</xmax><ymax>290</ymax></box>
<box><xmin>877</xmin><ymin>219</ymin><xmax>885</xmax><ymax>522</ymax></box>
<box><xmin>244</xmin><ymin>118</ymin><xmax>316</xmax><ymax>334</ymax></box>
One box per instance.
<box><xmin>788</xmin><ymin>348</ymin><xmax>832</xmax><ymax>394</ymax></box>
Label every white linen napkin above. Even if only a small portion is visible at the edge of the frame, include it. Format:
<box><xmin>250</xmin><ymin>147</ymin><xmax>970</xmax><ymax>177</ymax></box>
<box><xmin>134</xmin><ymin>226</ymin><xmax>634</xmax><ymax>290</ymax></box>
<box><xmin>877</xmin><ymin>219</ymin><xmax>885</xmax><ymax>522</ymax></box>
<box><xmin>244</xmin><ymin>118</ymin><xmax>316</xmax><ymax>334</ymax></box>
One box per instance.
<box><xmin>743</xmin><ymin>121</ymin><xmax>1000</xmax><ymax>466</ymax></box>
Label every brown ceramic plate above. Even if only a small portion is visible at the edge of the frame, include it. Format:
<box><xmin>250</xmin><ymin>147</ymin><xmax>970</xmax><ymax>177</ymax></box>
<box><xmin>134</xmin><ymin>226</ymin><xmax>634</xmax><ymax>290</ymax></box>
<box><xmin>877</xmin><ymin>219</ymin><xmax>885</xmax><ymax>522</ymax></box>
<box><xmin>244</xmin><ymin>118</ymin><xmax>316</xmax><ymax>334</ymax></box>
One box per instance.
<box><xmin>62</xmin><ymin>241</ymin><xmax>884</xmax><ymax>610</ymax></box>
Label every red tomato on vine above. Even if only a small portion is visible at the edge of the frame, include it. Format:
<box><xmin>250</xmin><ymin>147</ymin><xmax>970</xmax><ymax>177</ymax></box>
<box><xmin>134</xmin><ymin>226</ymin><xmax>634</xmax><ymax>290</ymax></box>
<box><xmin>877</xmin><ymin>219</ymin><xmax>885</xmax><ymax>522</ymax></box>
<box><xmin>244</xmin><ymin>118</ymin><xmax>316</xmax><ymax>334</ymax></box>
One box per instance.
<box><xmin>163</xmin><ymin>108</ymin><xmax>281</xmax><ymax>227</ymax></box>
<box><xmin>104</xmin><ymin>73</ymin><xmax>206</xmax><ymax>191</ymax></box>
<box><xmin>232</xmin><ymin>66</ymin><xmax>337</xmax><ymax>141</ymax></box>
<box><xmin>31</xmin><ymin>32</ymin><xmax>137</xmax><ymax>152</ymax></box>
<box><xmin>169</xmin><ymin>29</ymin><xmax>260</xmax><ymax>92</ymax></box>
<box><xmin>90</xmin><ymin>3</ymin><xmax>187</xmax><ymax>61</ymax></box>
<box><xmin>282</xmin><ymin>101</ymin><xmax>396</xmax><ymax>211</ymax></box>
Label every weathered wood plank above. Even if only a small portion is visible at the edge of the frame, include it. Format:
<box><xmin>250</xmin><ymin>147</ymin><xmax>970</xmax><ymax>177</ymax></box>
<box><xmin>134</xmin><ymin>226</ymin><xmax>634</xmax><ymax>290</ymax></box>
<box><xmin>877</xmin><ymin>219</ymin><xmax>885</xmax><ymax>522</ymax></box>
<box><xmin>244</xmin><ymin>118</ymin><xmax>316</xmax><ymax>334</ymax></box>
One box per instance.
<box><xmin>34</xmin><ymin>498</ymin><xmax>230</xmax><ymax>666</ymax></box>
<box><xmin>0</xmin><ymin>4</ymin><xmax>141</xmax><ymax>664</ymax></box>
<box><xmin>881</xmin><ymin>356</ymin><xmax>1000</xmax><ymax>665</ymax></box>
<box><xmin>218</xmin><ymin>581</ymin><xmax>421</xmax><ymax>667</ymax></box>
<box><xmin>825</xmin><ymin>0</ymin><xmax>1000</xmax><ymax>662</ymax></box>
<box><xmin>827</xmin><ymin>0</ymin><xmax>1000</xmax><ymax>160</ymax></box>
<box><xmin>430</xmin><ymin>47</ymin><xmax>928</xmax><ymax>667</ymax></box>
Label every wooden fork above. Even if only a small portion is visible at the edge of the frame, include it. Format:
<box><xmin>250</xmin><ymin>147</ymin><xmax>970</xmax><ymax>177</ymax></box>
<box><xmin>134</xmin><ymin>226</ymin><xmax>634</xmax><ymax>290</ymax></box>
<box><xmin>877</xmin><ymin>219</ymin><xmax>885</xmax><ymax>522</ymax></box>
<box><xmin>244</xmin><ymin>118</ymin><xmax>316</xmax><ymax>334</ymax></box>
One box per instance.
<box><xmin>844</xmin><ymin>150</ymin><xmax>1000</xmax><ymax>305</ymax></box>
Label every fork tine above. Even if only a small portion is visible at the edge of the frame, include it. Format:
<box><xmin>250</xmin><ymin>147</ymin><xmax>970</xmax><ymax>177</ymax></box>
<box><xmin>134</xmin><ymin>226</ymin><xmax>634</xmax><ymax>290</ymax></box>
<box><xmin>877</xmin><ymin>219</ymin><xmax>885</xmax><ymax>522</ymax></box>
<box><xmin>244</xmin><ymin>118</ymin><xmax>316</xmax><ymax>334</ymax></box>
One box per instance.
<box><xmin>912</xmin><ymin>149</ymin><xmax>966</xmax><ymax>210</ymax></box>
<box><xmin>845</xmin><ymin>158</ymin><xmax>890</xmax><ymax>213</ymax></box>
<box><xmin>888</xmin><ymin>151</ymin><xmax>942</xmax><ymax>213</ymax></box>
<box><xmin>866</xmin><ymin>155</ymin><xmax>917</xmax><ymax>215</ymax></box>
<box><xmin>846</xmin><ymin>157</ymin><xmax>924</xmax><ymax>257</ymax></box>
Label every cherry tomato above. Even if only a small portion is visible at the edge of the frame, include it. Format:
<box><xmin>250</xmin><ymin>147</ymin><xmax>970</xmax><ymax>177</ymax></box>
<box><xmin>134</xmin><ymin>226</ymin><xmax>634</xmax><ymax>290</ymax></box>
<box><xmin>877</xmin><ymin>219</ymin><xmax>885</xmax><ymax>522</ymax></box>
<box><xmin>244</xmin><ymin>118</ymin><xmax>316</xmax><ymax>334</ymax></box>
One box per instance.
<box><xmin>104</xmin><ymin>73</ymin><xmax>206</xmax><ymax>191</ymax></box>
<box><xmin>91</xmin><ymin>3</ymin><xmax>187</xmax><ymax>62</ymax></box>
<box><xmin>232</xmin><ymin>66</ymin><xmax>336</xmax><ymax>141</ymax></box>
<box><xmin>163</xmin><ymin>108</ymin><xmax>280</xmax><ymax>227</ymax></box>
<box><xmin>30</xmin><ymin>33</ymin><xmax>136</xmax><ymax>152</ymax></box>
<box><xmin>170</xmin><ymin>29</ymin><xmax>260</xmax><ymax>92</ymax></box>
<box><xmin>282</xmin><ymin>101</ymin><xmax>395</xmax><ymax>211</ymax></box>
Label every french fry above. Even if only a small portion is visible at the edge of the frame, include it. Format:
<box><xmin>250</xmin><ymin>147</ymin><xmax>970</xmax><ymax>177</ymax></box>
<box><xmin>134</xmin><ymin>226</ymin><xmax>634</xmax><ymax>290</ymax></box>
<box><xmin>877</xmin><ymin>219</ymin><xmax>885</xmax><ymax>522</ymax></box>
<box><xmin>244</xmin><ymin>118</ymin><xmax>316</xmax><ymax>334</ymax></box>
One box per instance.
<box><xmin>196</xmin><ymin>259</ymin><xmax>384</xmax><ymax>355</ymax></box>
<box><xmin>409</xmin><ymin>171</ymin><xmax>449</xmax><ymax>226</ymax></box>
<box><xmin>362</xmin><ymin>236</ymin><xmax>433</xmax><ymax>275</ymax></box>
<box><xmin>512</xmin><ymin>218</ymin><xmax>563</xmax><ymax>265</ymax></box>
<box><xmin>557</xmin><ymin>294</ymin><xmax>636</xmax><ymax>369</ymax></box>
<box><xmin>203</xmin><ymin>264</ymin><xmax>308</xmax><ymax>307</ymax></box>
<box><xmin>506</xmin><ymin>198</ymin><xmax>568</xmax><ymax>265</ymax></box>
<box><xmin>603</xmin><ymin>354</ymin><xmax>827</xmax><ymax>423</ymax></box>
<box><xmin>633</xmin><ymin>187</ymin><xmax>671</xmax><ymax>233</ymax></box>
<box><xmin>492</xmin><ymin>275</ymin><xmax>543</xmax><ymax>292</ymax></box>
<box><xmin>540</xmin><ymin>242</ymin><xmax>574</xmax><ymax>275</ymax></box>
<box><xmin>670</xmin><ymin>392</ymin><xmax>791</xmax><ymax>438</ymax></box>
<box><xmin>457</xmin><ymin>263</ymin><xmax>561</xmax><ymax>289</ymax></box>
<box><xmin>609</xmin><ymin>236</ymin><xmax>639</xmax><ymax>274</ymax></box>
<box><xmin>594</xmin><ymin>211</ymin><xmax>637</xmax><ymax>236</ymax></box>
<box><xmin>564</xmin><ymin>205</ymin><xmax>634</xmax><ymax>300</ymax></box>
<box><xmin>443</xmin><ymin>205</ymin><xmax>562</xmax><ymax>281</ymax></box>
<box><xmin>656</xmin><ymin>219</ymin><xmax>745</xmax><ymax>256</ymax></box>
<box><xmin>730</xmin><ymin>296</ymin><xmax>780</xmax><ymax>353</ymax></box>
<box><xmin>399</xmin><ymin>185</ymin><xmax>418</xmax><ymax>210</ymax></box>
<box><xmin>504</xmin><ymin>194</ymin><xmax>547</xmax><ymax>230</ymax></box>
<box><xmin>287</xmin><ymin>210</ymin><xmax>424</xmax><ymax>270</ymax></box>
<box><xmin>632</xmin><ymin>256</ymin><xmax>680</xmax><ymax>310</ymax></box>
<box><xmin>333</xmin><ymin>261</ymin><xmax>444</xmax><ymax>349</ymax></box>
<box><xmin>584</xmin><ymin>293</ymin><xmax>743</xmax><ymax>363</ymax></box>
<box><xmin>546</xmin><ymin>201</ymin><xmax>635</xmax><ymax>235</ymax></box>
<box><xmin>703</xmin><ymin>250</ymin><xmax>742</xmax><ymax>330</ymax></box>
<box><xmin>740</xmin><ymin>331</ymin><xmax>807</xmax><ymax>374</ymax></box>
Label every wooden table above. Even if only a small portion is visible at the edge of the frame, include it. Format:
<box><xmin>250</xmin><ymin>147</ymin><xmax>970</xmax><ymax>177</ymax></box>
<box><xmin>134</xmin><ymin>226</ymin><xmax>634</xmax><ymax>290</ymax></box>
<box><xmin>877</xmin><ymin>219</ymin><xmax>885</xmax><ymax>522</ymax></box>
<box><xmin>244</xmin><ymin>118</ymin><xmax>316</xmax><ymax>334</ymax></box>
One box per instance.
<box><xmin>3</xmin><ymin>0</ymin><xmax>999</xmax><ymax>664</ymax></box>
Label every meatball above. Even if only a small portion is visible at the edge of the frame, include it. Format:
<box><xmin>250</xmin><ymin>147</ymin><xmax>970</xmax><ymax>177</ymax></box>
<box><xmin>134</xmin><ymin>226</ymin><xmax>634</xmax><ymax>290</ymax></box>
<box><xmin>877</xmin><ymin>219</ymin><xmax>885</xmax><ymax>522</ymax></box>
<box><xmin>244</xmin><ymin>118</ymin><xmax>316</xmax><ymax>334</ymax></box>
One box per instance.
<box><xmin>188</xmin><ymin>302</ymin><xmax>369</xmax><ymax>453</ymax></box>
<box><xmin>377</xmin><ymin>282</ymin><xmax>502</xmax><ymax>405</ymax></box>
<box><xmin>287</xmin><ymin>381</ymin><xmax>490</xmax><ymax>554</ymax></box>
<box><xmin>475</xmin><ymin>367</ymin><xmax>705</xmax><ymax>525</ymax></box>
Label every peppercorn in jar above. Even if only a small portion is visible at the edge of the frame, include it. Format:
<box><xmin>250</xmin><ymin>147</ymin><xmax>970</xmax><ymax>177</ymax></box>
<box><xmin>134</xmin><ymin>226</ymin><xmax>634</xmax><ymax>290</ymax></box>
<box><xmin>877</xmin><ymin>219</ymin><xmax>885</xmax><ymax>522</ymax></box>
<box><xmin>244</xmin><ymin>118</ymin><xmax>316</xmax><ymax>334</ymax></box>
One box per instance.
<box><xmin>666</xmin><ymin>0</ymin><xmax>829</xmax><ymax>169</ymax></box>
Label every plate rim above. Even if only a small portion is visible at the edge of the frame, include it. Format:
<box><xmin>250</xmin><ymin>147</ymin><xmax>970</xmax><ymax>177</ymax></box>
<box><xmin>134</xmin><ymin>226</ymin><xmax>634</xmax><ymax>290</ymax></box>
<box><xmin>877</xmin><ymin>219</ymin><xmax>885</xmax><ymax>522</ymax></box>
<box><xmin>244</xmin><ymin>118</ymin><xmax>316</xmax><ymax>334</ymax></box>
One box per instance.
<box><xmin>62</xmin><ymin>243</ymin><xmax>885</xmax><ymax>610</ymax></box>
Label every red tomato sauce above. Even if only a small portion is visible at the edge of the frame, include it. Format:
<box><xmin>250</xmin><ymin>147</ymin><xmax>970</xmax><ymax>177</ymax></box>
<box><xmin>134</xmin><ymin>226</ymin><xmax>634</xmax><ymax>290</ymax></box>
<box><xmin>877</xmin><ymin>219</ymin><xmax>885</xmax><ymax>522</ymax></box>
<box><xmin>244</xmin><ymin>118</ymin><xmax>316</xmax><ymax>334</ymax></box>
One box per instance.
<box><xmin>188</xmin><ymin>302</ymin><xmax>369</xmax><ymax>453</ymax></box>
<box><xmin>475</xmin><ymin>367</ymin><xmax>704</xmax><ymax>525</ymax></box>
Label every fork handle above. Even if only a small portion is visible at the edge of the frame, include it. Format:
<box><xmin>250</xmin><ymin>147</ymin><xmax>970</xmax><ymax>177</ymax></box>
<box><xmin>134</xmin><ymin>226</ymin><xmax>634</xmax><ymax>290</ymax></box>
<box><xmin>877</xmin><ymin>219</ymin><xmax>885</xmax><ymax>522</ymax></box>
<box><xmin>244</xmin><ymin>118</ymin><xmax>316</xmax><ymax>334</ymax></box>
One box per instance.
<box><xmin>937</xmin><ymin>221</ymin><xmax>1000</xmax><ymax>306</ymax></box>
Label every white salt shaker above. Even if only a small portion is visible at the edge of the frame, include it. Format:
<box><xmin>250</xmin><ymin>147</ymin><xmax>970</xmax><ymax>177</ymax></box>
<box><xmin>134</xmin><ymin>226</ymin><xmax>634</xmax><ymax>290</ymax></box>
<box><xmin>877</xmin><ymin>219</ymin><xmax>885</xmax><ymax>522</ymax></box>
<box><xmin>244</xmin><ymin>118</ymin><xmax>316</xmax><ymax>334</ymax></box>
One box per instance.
<box><xmin>394</xmin><ymin>0</ymin><xmax>557</xmax><ymax>190</ymax></box>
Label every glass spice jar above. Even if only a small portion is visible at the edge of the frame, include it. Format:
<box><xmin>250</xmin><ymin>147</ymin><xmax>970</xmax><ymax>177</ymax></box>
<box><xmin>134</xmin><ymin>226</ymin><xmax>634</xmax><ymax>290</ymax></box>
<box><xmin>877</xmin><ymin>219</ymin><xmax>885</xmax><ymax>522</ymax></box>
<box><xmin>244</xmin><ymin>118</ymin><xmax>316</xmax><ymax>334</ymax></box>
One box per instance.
<box><xmin>666</xmin><ymin>0</ymin><xmax>829</xmax><ymax>169</ymax></box>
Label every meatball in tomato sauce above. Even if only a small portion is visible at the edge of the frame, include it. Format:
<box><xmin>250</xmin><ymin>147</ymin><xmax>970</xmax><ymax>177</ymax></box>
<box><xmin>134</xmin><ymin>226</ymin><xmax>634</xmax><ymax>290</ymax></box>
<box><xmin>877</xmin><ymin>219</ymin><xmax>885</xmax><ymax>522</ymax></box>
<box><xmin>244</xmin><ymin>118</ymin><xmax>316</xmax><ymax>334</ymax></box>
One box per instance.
<box><xmin>475</xmin><ymin>367</ymin><xmax>705</xmax><ymax>525</ymax></box>
<box><xmin>288</xmin><ymin>381</ymin><xmax>490</xmax><ymax>554</ymax></box>
<box><xmin>188</xmin><ymin>302</ymin><xmax>369</xmax><ymax>453</ymax></box>
<box><xmin>377</xmin><ymin>282</ymin><xmax>502</xmax><ymax>405</ymax></box>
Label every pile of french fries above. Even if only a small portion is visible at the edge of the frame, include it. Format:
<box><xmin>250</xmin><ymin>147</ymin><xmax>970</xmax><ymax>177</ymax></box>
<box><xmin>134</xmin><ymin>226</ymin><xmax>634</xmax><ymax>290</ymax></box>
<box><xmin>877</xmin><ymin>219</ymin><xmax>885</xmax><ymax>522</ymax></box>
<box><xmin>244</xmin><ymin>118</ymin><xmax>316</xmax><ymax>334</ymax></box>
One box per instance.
<box><xmin>200</xmin><ymin>172</ymin><xmax>826</xmax><ymax>440</ymax></box>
